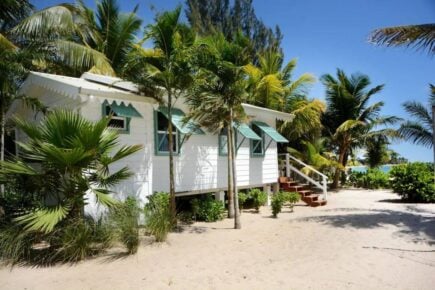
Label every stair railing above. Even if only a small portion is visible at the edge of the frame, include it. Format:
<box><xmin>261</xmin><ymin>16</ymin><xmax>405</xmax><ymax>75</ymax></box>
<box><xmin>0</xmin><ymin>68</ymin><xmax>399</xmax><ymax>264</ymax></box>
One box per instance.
<box><xmin>279</xmin><ymin>153</ymin><xmax>328</xmax><ymax>200</ymax></box>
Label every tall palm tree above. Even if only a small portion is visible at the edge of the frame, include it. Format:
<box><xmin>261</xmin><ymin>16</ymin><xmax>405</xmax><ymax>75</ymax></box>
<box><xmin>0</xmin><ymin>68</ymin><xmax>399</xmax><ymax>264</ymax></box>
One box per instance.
<box><xmin>0</xmin><ymin>110</ymin><xmax>142</xmax><ymax>233</ymax></box>
<box><xmin>321</xmin><ymin>69</ymin><xmax>399</xmax><ymax>188</ymax></box>
<box><xmin>126</xmin><ymin>7</ymin><xmax>195</xmax><ymax>224</ymax></box>
<box><xmin>369</xmin><ymin>24</ymin><xmax>435</xmax><ymax>55</ymax></box>
<box><xmin>398</xmin><ymin>84</ymin><xmax>434</xmax><ymax>148</ymax></box>
<box><xmin>185</xmin><ymin>32</ymin><xmax>251</xmax><ymax>229</ymax></box>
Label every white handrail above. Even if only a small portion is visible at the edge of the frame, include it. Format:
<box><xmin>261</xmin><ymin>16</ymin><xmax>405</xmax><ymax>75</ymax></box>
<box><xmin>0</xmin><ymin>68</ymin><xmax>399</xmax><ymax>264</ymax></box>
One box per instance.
<box><xmin>279</xmin><ymin>153</ymin><xmax>328</xmax><ymax>200</ymax></box>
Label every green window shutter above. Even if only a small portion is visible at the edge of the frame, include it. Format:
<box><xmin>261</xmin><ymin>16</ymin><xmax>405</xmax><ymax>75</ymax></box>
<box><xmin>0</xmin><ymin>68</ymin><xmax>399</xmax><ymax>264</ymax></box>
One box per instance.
<box><xmin>250</xmin><ymin>123</ymin><xmax>265</xmax><ymax>157</ymax></box>
<box><xmin>233</xmin><ymin>122</ymin><xmax>261</xmax><ymax>140</ymax></box>
<box><xmin>154</xmin><ymin>110</ymin><xmax>180</xmax><ymax>156</ymax></box>
<box><xmin>158</xmin><ymin>107</ymin><xmax>204</xmax><ymax>135</ymax></box>
<box><xmin>218</xmin><ymin>128</ymin><xmax>228</xmax><ymax>156</ymax></box>
<box><xmin>252</xmin><ymin>121</ymin><xmax>288</xmax><ymax>143</ymax></box>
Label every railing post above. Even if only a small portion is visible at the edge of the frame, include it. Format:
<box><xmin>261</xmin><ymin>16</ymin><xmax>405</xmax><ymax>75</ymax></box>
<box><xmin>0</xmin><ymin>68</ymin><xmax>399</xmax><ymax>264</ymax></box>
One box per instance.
<box><xmin>285</xmin><ymin>153</ymin><xmax>290</xmax><ymax>178</ymax></box>
<box><xmin>322</xmin><ymin>175</ymin><xmax>327</xmax><ymax>200</ymax></box>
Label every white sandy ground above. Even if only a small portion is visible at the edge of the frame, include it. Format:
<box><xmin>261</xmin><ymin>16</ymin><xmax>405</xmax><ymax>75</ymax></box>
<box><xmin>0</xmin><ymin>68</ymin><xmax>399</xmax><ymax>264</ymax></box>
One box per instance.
<box><xmin>1</xmin><ymin>189</ymin><xmax>435</xmax><ymax>290</ymax></box>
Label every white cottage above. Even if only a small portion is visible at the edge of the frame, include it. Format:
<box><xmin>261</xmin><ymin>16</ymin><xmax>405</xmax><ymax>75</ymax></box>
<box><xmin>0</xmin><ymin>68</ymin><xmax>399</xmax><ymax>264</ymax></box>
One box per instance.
<box><xmin>13</xmin><ymin>71</ymin><xmax>295</xmax><ymax>212</ymax></box>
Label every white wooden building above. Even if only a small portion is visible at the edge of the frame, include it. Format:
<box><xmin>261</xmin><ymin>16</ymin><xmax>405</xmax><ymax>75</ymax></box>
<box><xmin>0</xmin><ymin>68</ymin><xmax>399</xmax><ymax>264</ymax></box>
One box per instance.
<box><xmin>13</xmin><ymin>71</ymin><xmax>294</xmax><ymax>212</ymax></box>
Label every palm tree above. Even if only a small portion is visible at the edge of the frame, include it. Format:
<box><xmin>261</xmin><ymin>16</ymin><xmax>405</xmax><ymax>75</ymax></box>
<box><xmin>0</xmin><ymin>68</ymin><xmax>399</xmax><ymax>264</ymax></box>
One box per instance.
<box><xmin>74</xmin><ymin>0</ymin><xmax>143</xmax><ymax>76</ymax></box>
<box><xmin>185</xmin><ymin>32</ymin><xmax>251</xmax><ymax>229</ymax></box>
<box><xmin>321</xmin><ymin>69</ymin><xmax>399</xmax><ymax>188</ymax></box>
<box><xmin>126</xmin><ymin>7</ymin><xmax>195</xmax><ymax>224</ymax></box>
<box><xmin>0</xmin><ymin>110</ymin><xmax>142</xmax><ymax>233</ymax></box>
<box><xmin>398</xmin><ymin>84</ymin><xmax>434</xmax><ymax>148</ymax></box>
<box><xmin>364</xmin><ymin>135</ymin><xmax>390</xmax><ymax>168</ymax></box>
<box><xmin>369</xmin><ymin>24</ymin><xmax>435</xmax><ymax>55</ymax></box>
<box><xmin>10</xmin><ymin>2</ymin><xmax>113</xmax><ymax>75</ymax></box>
<box><xmin>244</xmin><ymin>49</ymin><xmax>316</xmax><ymax>111</ymax></box>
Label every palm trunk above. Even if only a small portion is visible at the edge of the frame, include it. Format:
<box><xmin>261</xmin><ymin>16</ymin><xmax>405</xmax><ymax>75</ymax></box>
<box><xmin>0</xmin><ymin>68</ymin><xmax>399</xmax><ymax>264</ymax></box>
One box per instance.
<box><xmin>167</xmin><ymin>90</ymin><xmax>176</xmax><ymax>226</ymax></box>
<box><xmin>0</xmin><ymin>106</ymin><xmax>4</xmax><ymax>196</ymax></box>
<box><xmin>229</xmin><ymin>109</ymin><xmax>241</xmax><ymax>229</ymax></box>
<box><xmin>227</xmin><ymin>123</ymin><xmax>234</xmax><ymax>218</ymax></box>
<box><xmin>332</xmin><ymin>145</ymin><xmax>347</xmax><ymax>189</ymax></box>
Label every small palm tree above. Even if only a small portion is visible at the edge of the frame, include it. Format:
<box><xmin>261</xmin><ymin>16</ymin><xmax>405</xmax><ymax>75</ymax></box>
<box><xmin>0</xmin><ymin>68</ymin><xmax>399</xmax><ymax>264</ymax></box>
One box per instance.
<box><xmin>369</xmin><ymin>24</ymin><xmax>435</xmax><ymax>55</ymax></box>
<box><xmin>185</xmin><ymin>32</ymin><xmax>251</xmax><ymax>229</ymax></box>
<box><xmin>321</xmin><ymin>69</ymin><xmax>399</xmax><ymax>188</ymax></box>
<box><xmin>398</xmin><ymin>84</ymin><xmax>434</xmax><ymax>148</ymax></box>
<box><xmin>126</xmin><ymin>7</ymin><xmax>195</xmax><ymax>224</ymax></box>
<box><xmin>0</xmin><ymin>110</ymin><xmax>142</xmax><ymax>233</ymax></box>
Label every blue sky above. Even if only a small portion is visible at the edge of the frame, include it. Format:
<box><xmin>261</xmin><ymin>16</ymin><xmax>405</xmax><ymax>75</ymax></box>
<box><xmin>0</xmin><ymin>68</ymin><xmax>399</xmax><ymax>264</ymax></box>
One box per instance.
<box><xmin>35</xmin><ymin>0</ymin><xmax>435</xmax><ymax>161</ymax></box>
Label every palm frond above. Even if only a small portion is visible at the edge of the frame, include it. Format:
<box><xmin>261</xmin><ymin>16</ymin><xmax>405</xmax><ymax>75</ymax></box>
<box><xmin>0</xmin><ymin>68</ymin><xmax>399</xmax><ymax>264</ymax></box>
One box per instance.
<box><xmin>15</xmin><ymin>205</ymin><xmax>70</xmax><ymax>233</ymax></box>
<box><xmin>369</xmin><ymin>23</ymin><xmax>435</xmax><ymax>55</ymax></box>
<box><xmin>402</xmin><ymin>100</ymin><xmax>432</xmax><ymax>128</ymax></box>
<box><xmin>398</xmin><ymin>121</ymin><xmax>433</xmax><ymax>148</ymax></box>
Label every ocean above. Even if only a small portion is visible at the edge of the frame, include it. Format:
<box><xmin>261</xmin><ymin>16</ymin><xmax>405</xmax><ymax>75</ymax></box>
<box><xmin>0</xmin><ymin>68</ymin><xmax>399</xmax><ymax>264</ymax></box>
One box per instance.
<box><xmin>348</xmin><ymin>165</ymin><xmax>394</xmax><ymax>173</ymax></box>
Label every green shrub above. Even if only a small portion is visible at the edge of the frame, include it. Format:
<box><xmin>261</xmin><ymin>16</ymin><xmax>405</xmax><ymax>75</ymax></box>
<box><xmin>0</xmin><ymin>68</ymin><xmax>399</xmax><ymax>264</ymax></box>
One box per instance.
<box><xmin>238</xmin><ymin>192</ymin><xmax>249</xmax><ymax>210</ymax></box>
<box><xmin>50</xmin><ymin>218</ymin><xmax>114</xmax><ymax>262</ymax></box>
<box><xmin>0</xmin><ymin>218</ymin><xmax>115</xmax><ymax>265</ymax></box>
<box><xmin>283</xmin><ymin>192</ymin><xmax>300</xmax><ymax>211</ymax></box>
<box><xmin>271</xmin><ymin>193</ymin><xmax>285</xmax><ymax>218</ymax></box>
<box><xmin>191</xmin><ymin>194</ymin><xmax>225</xmax><ymax>222</ymax></box>
<box><xmin>348</xmin><ymin>169</ymin><xmax>389</xmax><ymax>189</ymax></box>
<box><xmin>248</xmin><ymin>189</ymin><xmax>268</xmax><ymax>212</ymax></box>
<box><xmin>0</xmin><ymin>223</ymin><xmax>40</xmax><ymax>265</ymax></box>
<box><xmin>109</xmin><ymin>197</ymin><xmax>140</xmax><ymax>254</ymax></box>
<box><xmin>390</xmin><ymin>163</ymin><xmax>435</xmax><ymax>202</ymax></box>
<box><xmin>144</xmin><ymin>192</ymin><xmax>172</xmax><ymax>242</ymax></box>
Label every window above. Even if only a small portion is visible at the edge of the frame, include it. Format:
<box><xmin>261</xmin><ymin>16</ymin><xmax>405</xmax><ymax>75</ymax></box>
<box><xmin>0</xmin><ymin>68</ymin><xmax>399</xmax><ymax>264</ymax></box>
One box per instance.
<box><xmin>251</xmin><ymin>123</ymin><xmax>264</xmax><ymax>156</ymax></box>
<box><xmin>103</xmin><ymin>103</ymin><xmax>129</xmax><ymax>132</ymax></box>
<box><xmin>155</xmin><ymin>111</ymin><xmax>179</xmax><ymax>155</ymax></box>
<box><xmin>218</xmin><ymin>128</ymin><xmax>229</xmax><ymax>156</ymax></box>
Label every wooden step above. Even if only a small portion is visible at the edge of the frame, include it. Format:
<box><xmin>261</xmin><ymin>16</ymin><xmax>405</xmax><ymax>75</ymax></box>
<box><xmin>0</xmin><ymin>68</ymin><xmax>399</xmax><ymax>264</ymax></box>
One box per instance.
<box><xmin>302</xmin><ymin>194</ymin><xmax>320</xmax><ymax>203</ymax></box>
<box><xmin>297</xmin><ymin>190</ymin><xmax>313</xmax><ymax>197</ymax></box>
<box><xmin>310</xmin><ymin>200</ymin><xmax>327</xmax><ymax>207</ymax></box>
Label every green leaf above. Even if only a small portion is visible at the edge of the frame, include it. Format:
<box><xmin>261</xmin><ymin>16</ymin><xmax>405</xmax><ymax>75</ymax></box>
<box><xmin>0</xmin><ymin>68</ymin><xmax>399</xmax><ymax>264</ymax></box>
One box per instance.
<box><xmin>15</xmin><ymin>205</ymin><xmax>70</xmax><ymax>233</ymax></box>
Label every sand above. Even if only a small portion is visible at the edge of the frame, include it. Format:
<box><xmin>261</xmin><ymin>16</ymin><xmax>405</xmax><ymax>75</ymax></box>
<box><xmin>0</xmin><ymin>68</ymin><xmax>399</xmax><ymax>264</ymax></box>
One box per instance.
<box><xmin>1</xmin><ymin>189</ymin><xmax>435</xmax><ymax>290</ymax></box>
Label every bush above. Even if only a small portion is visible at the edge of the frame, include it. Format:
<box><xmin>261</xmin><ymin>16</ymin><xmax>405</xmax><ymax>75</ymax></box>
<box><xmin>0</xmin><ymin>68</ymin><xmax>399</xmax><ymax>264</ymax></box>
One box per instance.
<box><xmin>283</xmin><ymin>192</ymin><xmax>300</xmax><ymax>212</ymax></box>
<box><xmin>390</xmin><ymin>163</ymin><xmax>435</xmax><ymax>202</ymax></box>
<box><xmin>109</xmin><ymin>197</ymin><xmax>140</xmax><ymax>254</ymax></box>
<box><xmin>248</xmin><ymin>189</ymin><xmax>268</xmax><ymax>212</ymax></box>
<box><xmin>50</xmin><ymin>218</ymin><xmax>114</xmax><ymax>262</ymax></box>
<box><xmin>348</xmin><ymin>169</ymin><xmax>389</xmax><ymax>189</ymax></box>
<box><xmin>0</xmin><ymin>218</ymin><xmax>115</xmax><ymax>265</ymax></box>
<box><xmin>271</xmin><ymin>191</ymin><xmax>301</xmax><ymax>218</ymax></box>
<box><xmin>238</xmin><ymin>192</ymin><xmax>249</xmax><ymax>210</ymax></box>
<box><xmin>144</xmin><ymin>192</ymin><xmax>172</xmax><ymax>242</ymax></box>
<box><xmin>191</xmin><ymin>194</ymin><xmax>225</xmax><ymax>222</ymax></box>
<box><xmin>271</xmin><ymin>193</ymin><xmax>285</xmax><ymax>218</ymax></box>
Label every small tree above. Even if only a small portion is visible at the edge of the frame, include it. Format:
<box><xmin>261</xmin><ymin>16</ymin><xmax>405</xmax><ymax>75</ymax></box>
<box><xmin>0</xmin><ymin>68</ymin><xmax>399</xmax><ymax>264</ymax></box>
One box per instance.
<box><xmin>0</xmin><ymin>110</ymin><xmax>142</xmax><ymax>233</ymax></box>
<box><xmin>126</xmin><ymin>7</ymin><xmax>196</xmax><ymax>225</ymax></box>
<box><xmin>185</xmin><ymin>32</ymin><xmax>251</xmax><ymax>229</ymax></box>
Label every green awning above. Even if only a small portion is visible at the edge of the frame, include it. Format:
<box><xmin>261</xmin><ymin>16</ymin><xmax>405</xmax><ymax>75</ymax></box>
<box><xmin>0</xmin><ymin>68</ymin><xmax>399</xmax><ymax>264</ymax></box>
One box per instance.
<box><xmin>107</xmin><ymin>101</ymin><xmax>142</xmax><ymax>118</ymax></box>
<box><xmin>252</xmin><ymin>121</ymin><xmax>288</xmax><ymax>143</ymax></box>
<box><xmin>158</xmin><ymin>107</ymin><xmax>204</xmax><ymax>135</ymax></box>
<box><xmin>233</xmin><ymin>122</ymin><xmax>261</xmax><ymax>140</ymax></box>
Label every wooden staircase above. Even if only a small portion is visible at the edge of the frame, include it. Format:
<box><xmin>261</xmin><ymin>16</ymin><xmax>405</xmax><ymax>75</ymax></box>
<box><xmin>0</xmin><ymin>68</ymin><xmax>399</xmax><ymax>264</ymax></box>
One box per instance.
<box><xmin>279</xmin><ymin>177</ymin><xmax>327</xmax><ymax>207</ymax></box>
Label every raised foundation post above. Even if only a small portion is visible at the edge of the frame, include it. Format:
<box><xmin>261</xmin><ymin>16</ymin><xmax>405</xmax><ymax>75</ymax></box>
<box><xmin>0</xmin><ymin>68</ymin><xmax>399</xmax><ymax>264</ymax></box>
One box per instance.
<box><xmin>215</xmin><ymin>190</ymin><xmax>225</xmax><ymax>204</ymax></box>
<box><xmin>263</xmin><ymin>184</ymin><xmax>272</xmax><ymax>206</ymax></box>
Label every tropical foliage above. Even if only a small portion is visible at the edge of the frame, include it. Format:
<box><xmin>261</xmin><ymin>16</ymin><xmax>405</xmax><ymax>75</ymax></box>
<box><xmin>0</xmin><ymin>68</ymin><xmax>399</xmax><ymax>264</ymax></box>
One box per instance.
<box><xmin>321</xmin><ymin>69</ymin><xmax>399</xmax><ymax>188</ymax></box>
<box><xmin>0</xmin><ymin>110</ymin><xmax>142</xmax><ymax>233</ymax></box>
<box><xmin>190</xmin><ymin>194</ymin><xmax>225</xmax><ymax>222</ymax></box>
<box><xmin>347</xmin><ymin>169</ymin><xmax>390</xmax><ymax>189</ymax></box>
<box><xmin>390</xmin><ymin>163</ymin><xmax>435</xmax><ymax>202</ymax></box>
<box><xmin>185</xmin><ymin>32</ymin><xmax>252</xmax><ymax>228</ymax></box>
<box><xmin>398</xmin><ymin>84</ymin><xmax>434</xmax><ymax>149</ymax></box>
<box><xmin>127</xmin><ymin>7</ymin><xmax>195</xmax><ymax>224</ymax></box>
<box><xmin>370</xmin><ymin>23</ymin><xmax>435</xmax><ymax>56</ymax></box>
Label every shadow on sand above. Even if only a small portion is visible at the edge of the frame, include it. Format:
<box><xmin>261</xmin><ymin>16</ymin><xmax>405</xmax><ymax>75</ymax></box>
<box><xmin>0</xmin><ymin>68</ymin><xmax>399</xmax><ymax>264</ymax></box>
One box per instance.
<box><xmin>293</xmin><ymin>208</ymin><xmax>435</xmax><ymax>244</ymax></box>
